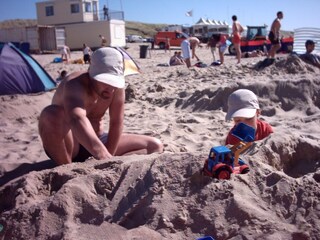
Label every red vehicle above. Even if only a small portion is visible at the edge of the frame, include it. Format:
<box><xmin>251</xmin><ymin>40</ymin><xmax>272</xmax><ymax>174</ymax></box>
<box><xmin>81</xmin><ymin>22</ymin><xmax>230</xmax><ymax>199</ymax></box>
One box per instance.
<box><xmin>154</xmin><ymin>31</ymin><xmax>187</xmax><ymax>49</ymax></box>
<box><xmin>228</xmin><ymin>26</ymin><xmax>294</xmax><ymax>55</ymax></box>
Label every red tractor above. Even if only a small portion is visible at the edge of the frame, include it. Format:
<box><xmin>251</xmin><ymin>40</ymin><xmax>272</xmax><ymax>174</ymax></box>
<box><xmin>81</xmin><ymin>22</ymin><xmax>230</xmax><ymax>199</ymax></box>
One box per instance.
<box><xmin>202</xmin><ymin>123</ymin><xmax>255</xmax><ymax>180</ymax></box>
<box><xmin>228</xmin><ymin>25</ymin><xmax>294</xmax><ymax>55</ymax></box>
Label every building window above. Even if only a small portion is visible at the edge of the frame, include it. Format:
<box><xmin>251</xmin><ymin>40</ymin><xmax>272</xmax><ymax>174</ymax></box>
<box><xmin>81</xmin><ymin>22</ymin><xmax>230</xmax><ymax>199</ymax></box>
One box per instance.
<box><xmin>71</xmin><ymin>3</ymin><xmax>80</xmax><ymax>13</ymax></box>
<box><xmin>45</xmin><ymin>6</ymin><xmax>54</xmax><ymax>16</ymax></box>
<box><xmin>92</xmin><ymin>1</ymin><xmax>97</xmax><ymax>13</ymax></box>
<box><xmin>84</xmin><ymin>2</ymin><xmax>91</xmax><ymax>12</ymax></box>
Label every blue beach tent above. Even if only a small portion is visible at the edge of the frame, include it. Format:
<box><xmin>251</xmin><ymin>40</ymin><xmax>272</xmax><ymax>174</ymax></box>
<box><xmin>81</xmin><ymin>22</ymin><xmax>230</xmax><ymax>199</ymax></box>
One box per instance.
<box><xmin>0</xmin><ymin>42</ymin><xmax>56</xmax><ymax>95</ymax></box>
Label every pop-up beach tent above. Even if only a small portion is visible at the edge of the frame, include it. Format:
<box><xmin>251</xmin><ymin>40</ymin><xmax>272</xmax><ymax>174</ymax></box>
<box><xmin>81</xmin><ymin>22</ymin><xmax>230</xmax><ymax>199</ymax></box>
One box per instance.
<box><xmin>0</xmin><ymin>42</ymin><xmax>56</xmax><ymax>95</ymax></box>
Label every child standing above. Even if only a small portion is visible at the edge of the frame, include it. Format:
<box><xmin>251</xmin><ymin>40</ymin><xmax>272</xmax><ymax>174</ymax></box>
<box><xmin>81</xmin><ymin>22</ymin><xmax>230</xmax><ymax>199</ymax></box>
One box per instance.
<box><xmin>217</xmin><ymin>34</ymin><xmax>228</xmax><ymax>64</ymax></box>
<box><xmin>60</xmin><ymin>45</ymin><xmax>71</xmax><ymax>63</ymax></box>
<box><xmin>225</xmin><ymin>89</ymin><xmax>273</xmax><ymax>145</ymax></box>
<box><xmin>207</xmin><ymin>34</ymin><xmax>220</xmax><ymax>62</ymax></box>
<box><xmin>82</xmin><ymin>43</ymin><xmax>92</xmax><ymax>64</ymax></box>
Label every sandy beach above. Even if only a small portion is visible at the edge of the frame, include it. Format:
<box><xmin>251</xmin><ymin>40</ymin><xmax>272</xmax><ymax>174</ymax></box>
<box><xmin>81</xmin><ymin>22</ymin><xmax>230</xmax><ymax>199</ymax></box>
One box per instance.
<box><xmin>0</xmin><ymin>43</ymin><xmax>320</xmax><ymax>240</ymax></box>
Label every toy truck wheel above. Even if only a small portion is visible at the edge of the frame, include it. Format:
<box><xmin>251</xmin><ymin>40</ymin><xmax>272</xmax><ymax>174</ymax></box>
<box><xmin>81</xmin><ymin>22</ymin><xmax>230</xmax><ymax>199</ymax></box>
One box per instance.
<box><xmin>240</xmin><ymin>165</ymin><xmax>250</xmax><ymax>174</ymax></box>
<box><xmin>215</xmin><ymin>166</ymin><xmax>232</xmax><ymax>180</ymax></box>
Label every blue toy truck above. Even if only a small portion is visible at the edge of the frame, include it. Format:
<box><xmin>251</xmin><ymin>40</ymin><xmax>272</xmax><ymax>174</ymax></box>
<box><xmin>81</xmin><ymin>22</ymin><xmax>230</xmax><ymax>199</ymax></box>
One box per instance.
<box><xmin>202</xmin><ymin>123</ymin><xmax>255</xmax><ymax>180</ymax></box>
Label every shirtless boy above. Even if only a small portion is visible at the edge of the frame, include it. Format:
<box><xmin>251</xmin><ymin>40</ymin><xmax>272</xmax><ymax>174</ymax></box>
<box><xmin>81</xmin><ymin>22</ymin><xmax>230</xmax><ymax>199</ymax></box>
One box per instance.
<box><xmin>39</xmin><ymin>47</ymin><xmax>163</xmax><ymax>165</ymax></box>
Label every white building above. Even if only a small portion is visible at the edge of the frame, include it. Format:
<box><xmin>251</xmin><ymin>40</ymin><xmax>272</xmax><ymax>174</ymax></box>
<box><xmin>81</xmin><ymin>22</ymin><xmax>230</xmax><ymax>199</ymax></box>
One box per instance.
<box><xmin>36</xmin><ymin>0</ymin><xmax>126</xmax><ymax>50</ymax></box>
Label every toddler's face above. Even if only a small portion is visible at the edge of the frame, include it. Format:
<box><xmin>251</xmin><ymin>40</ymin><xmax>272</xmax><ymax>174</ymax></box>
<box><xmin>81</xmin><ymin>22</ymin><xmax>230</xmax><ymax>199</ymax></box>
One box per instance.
<box><xmin>233</xmin><ymin>115</ymin><xmax>258</xmax><ymax>129</ymax></box>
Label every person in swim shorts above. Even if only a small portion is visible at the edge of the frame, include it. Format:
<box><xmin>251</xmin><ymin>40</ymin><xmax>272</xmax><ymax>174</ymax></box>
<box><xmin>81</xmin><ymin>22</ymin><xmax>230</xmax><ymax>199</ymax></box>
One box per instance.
<box><xmin>217</xmin><ymin>34</ymin><xmax>228</xmax><ymax>64</ymax></box>
<box><xmin>267</xmin><ymin>11</ymin><xmax>283</xmax><ymax>60</ymax></box>
<box><xmin>207</xmin><ymin>33</ymin><xmax>220</xmax><ymax>62</ymax></box>
<box><xmin>232</xmin><ymin>15</ymin><xmax>244</xmax><ymax>64</ymax></box>
<box><xmin>39</xmin><ymin>47</ymin><xmax>163</xmax><ymax>165</ymax></box>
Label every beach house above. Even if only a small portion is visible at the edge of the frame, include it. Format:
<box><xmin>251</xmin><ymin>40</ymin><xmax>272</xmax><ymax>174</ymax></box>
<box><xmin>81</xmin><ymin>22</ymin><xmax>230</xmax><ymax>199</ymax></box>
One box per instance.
<box><xmin>36</xmin><ymin>0</ymin><xmax>126</xmax><ymax>50</ymax></box>
<box><xmin>0</xmin><ymin>0</ymin><xmax>126</xmax><ymax>52</ymax></box>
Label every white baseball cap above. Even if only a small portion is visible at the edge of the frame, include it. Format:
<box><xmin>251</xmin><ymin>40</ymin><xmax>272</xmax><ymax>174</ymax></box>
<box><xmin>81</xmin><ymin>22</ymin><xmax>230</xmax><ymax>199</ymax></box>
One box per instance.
<box><xmin>89</xmin><ymin>47</ymin><xmax>125</xmax><ymax>88</ymax></box>
<box><xmin>226</xmin><ymin>89</ymin><xmax>260</xmax><ymax>121</ymax></box>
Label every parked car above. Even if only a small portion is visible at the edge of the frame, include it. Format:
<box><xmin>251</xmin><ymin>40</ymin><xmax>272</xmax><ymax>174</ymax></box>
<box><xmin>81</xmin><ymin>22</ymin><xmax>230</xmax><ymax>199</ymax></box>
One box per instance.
<box><xmin>154</xmin><ymin>31</ymin><xmax>187</xmax><ymax>49</ymax></box>
<box><xmin>126</xmin><ymin>35</ymin><xmax>147</xmax><ymax>43</ymax></box>
<box><xmin>145</xmin><ymin>37</ymin><xmax>154</xmax><ymax>43</ymax></box>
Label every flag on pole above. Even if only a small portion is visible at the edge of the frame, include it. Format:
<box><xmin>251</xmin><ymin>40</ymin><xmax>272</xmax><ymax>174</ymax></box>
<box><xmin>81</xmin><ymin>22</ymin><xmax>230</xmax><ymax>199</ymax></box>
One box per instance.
<box><xmin>185</xmin><ymin>10</ymin><xmax>193</xmax><ymax>17</ymax></box>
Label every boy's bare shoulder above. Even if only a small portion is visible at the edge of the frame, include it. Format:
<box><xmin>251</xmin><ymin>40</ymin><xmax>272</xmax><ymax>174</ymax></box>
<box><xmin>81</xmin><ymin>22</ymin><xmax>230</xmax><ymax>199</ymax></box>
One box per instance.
<box><xmin>65</xmin><ymin>70</ymin><xmax>88</xmax><ymax>81</ymax></box>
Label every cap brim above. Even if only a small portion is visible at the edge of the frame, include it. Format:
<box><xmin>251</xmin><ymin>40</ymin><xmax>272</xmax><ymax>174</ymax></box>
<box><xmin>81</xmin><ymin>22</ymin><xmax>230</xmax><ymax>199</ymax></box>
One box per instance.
<box><xmin>93</xmin><ymin>73</ymin><xmax>125</xmax><ymax>88</ymax></box>
<box><xmin>226</xmin><ymin>108</ymin><xmax>256</xmax><ymax>121</ymax></box>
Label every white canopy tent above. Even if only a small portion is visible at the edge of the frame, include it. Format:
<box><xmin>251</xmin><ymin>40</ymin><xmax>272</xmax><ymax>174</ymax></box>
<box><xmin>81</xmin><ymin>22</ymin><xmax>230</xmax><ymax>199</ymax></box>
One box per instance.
<box><xmin>192</xmin><ymin>18</ymin><xmax>230</xmax><ymax>38</ymax></box>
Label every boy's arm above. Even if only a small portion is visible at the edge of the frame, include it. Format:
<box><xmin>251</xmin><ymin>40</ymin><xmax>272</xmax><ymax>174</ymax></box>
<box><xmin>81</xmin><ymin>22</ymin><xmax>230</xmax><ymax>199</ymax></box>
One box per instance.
<box><xmin>64</xmin><ymin>80</ymin><xmax>111</xmax><ymax>159</ymax></box>
<box><xmin>106</xmin><ymin>88</ymin><xmax>125</xmax><ymax>155</ymax></box>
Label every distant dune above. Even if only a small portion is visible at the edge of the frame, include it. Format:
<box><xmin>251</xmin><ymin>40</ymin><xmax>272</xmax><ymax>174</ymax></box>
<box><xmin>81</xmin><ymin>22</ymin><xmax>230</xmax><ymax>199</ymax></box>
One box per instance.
<box><xmin>0</xmin><ymin>19</ymin><xmax>166</xmax><ymax>38</ymax></box>
<box><xmin>0</xmin><ymin>19</ymin><xmax>293</xmax><ymax>38</ymax></box>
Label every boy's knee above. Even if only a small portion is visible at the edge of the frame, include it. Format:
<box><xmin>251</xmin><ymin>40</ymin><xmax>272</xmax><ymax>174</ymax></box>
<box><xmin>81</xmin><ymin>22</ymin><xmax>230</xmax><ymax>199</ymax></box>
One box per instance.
<box><xmin>148</xmin><ymin>138</ymin><xmax>164</xmax><ymax>153</ymax></box>
<box><xmin>40</xmin><ymin>105</ymin><xmax>63</xmax><ymax>123</ymax></box>
<box><xmin>39</xmin><ymin>106</ymin><xmax>66</xmax><ymax>135</ymax></box>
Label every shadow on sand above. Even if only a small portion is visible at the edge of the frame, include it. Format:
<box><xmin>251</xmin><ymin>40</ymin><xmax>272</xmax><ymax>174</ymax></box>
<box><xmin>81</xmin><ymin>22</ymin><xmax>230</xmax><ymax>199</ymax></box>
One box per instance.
<box><xmin>0</xmin><ymin>160</ymin><xmax>56</xmax><ymax>187</ymax></box>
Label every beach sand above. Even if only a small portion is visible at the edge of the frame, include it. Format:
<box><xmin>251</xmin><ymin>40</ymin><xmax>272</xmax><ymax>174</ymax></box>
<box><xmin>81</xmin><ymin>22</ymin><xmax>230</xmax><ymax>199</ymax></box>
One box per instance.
<box><xmin>0</xmin><ymin>44</ymin><xmax>320</xmax><ymax>240</ymax></box>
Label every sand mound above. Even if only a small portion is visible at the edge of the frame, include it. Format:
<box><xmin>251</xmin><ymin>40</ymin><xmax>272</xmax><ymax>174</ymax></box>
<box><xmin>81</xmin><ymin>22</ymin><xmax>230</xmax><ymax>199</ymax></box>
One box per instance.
<box><xmin>1</xmin><ymin>45</ymin><xmax>320</xmax><ymax>239</ymax></box>
<box><xmin>1</xmin><ymin>151</ymin><xmax>319</xmax><ymax>239</ymax></box>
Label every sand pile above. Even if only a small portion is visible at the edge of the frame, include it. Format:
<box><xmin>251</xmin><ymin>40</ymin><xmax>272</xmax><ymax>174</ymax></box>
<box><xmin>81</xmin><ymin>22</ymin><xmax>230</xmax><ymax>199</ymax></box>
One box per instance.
<box><xmin>0</xmin><ymin>44</ymin><xmax>319</xmax><ymax>239</ymax></box>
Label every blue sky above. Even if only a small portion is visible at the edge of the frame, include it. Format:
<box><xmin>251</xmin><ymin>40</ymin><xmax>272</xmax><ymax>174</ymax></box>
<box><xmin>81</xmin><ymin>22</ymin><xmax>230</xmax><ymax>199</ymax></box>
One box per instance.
<box><xmin>1</xmin><ymin>0</ymin><xmax>320</xmax><ymax>31</ymax></box>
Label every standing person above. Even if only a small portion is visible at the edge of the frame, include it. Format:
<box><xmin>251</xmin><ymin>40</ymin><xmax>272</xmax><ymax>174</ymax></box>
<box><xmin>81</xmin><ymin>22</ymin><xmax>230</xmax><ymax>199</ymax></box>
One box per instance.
<box><xmin>99</xmin><ymin>34</ymin><xmax>107</xmax><ymax>47</ymax></box>
<box><xmin>60</xmin><ymin>45</ymin><xmax>71</xmax><ymax>63</ymax></box>
<box><xmin>217</xmin><ymin>33</ymin><xmax>228</xmax><ymax>64</ymax></box>
<box><xmin>165</xmin><ymin>37</ymin><xmax>171</xmax><ymax>53</ymax></box>
<box><xmin>190</xmin><ymin>36</ymin><xmax>202</xmax><ymax>62</ymax></box>
<box><xmin>267</xmin><ymin>11</ymin><xmax>284</xmax><ymax>60</ymax></box>
<box><xmin>150</xmin><ymin>36</ymin><xmax>155</xmax><ymax>50</ymax></box>
<box><xmin>232</xmin><ymin>15</ymin><xmax>244</xmax><ymax>64</ymax></box>
<box><xmin>180</xmin><ymin>38</ymin><xmax>191</xmax><ymax>67</ymax></box>
<box><xmin>103</xmin><ymin>5</ymin><xmax>109</xmax><ymax>20</ymax></box>
<box><xmin>38</xmin><ymin>47</ymin><xmax>163</xmax><ymax>165</ymax></box>
<box><xmin>180</xmin><ymin>31</ymin><xmax>202</xmax><ymax>68</ymax></box>
<box><xmin>207</xmin><ymin>33</ymin><xmax>220</xmax><ymax>62</ymax></box>
<box><xmin>180</xmin><ymin>37</ymin><xmax>201</xmax><ymax>68</ymax></box>
<box><xmin>82</xmin><ymin>43</ymin><xmax>92</xmax><ymax>64</ymax></box>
